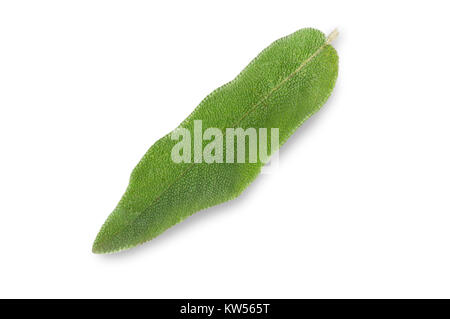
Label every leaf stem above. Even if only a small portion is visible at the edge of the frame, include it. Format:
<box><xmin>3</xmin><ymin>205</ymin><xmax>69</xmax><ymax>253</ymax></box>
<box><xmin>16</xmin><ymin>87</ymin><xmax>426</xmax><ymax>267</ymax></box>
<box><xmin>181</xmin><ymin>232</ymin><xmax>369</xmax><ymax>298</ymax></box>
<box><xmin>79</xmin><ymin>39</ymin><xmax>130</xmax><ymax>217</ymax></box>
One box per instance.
<box><xmin>326</xmin><ymin>28</ymin><xmax>339</xmax><ymax>44</ymax></box>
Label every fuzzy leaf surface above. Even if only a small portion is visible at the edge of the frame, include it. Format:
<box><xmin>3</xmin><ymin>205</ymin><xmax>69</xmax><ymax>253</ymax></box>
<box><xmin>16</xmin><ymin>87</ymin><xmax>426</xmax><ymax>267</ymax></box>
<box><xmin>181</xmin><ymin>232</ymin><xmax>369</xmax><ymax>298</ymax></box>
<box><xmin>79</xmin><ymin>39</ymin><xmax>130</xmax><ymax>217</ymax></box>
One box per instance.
<box><xmin>93</xmin><ymin>28</ymin><xmax>339</xmax><ymax>253</ymax></box>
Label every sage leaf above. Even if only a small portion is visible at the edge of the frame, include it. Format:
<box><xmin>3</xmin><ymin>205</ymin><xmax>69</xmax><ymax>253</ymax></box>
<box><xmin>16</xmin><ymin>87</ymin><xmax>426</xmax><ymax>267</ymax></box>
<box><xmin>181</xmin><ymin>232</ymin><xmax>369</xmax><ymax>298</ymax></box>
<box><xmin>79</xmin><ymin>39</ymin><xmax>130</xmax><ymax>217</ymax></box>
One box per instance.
<box><xmin>93</xmin><ymin>28</ymin><xmax>339</xmax><ymax>253</ymax></box>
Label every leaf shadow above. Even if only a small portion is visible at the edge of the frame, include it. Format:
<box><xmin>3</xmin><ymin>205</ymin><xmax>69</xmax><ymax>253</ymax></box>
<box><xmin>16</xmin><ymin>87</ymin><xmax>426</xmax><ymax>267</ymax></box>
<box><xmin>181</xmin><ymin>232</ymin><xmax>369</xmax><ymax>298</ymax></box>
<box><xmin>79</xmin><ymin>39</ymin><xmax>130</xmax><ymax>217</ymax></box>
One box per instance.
<box><xmin>95</xmin><ymin>175</ymin><xmax>269</xmax><ymax>259</ymax></box>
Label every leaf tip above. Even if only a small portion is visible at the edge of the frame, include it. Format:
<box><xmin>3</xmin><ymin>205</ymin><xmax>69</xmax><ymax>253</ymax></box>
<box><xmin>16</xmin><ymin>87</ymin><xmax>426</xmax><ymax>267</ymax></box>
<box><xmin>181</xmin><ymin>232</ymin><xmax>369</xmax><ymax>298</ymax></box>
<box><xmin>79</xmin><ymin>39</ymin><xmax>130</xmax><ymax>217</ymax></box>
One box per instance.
<box><xmin>92</xmin><ymin>236</ymin><xmax>105</xmax><ymax>254</ymax></box>
<box><xmin>92</xmin><ymin>225</ymin><xmax>114</xmax><ymax>254</ymax></box>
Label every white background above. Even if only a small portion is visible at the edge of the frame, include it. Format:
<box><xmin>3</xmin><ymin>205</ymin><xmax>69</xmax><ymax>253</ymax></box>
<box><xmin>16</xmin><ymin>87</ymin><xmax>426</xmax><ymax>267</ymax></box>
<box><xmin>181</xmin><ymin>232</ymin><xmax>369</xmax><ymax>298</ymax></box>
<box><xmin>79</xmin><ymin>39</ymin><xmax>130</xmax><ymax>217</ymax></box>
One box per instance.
<box><xmin>1</xmin><ymin>1</ymin><xmax>449</xmax><ymax>298</ymax></box>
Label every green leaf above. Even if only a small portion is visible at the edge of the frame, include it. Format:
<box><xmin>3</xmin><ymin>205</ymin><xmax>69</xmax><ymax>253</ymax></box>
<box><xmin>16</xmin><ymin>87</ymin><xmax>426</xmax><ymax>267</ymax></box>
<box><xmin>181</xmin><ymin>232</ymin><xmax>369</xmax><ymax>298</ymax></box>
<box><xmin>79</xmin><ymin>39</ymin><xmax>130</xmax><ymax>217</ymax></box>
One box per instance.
<box><xmin>92</xmin><ymin>28</ymin><xmax>339</xmax><ymax>253</ymax></box>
